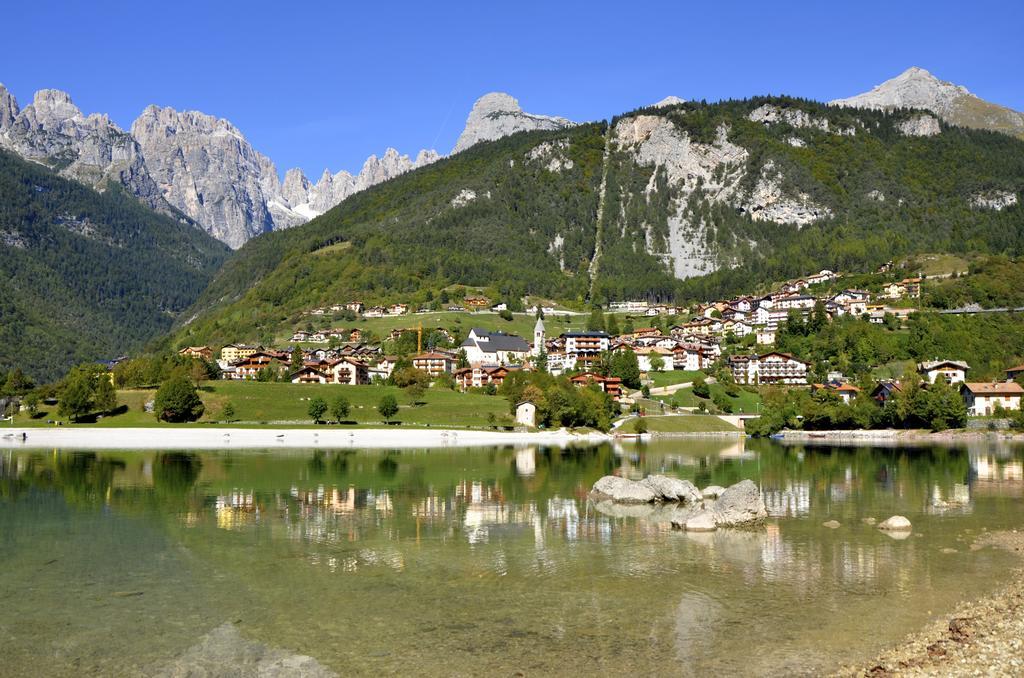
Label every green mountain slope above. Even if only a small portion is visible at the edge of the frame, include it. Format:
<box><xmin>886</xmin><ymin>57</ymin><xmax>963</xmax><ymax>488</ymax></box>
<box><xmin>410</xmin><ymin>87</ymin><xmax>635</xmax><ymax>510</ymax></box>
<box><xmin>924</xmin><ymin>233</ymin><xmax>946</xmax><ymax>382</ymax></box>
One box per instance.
<box><xmin>174</xmin><ymin>97</ymin><xmax>1023</xmax><ymax>348</ymax></box>
<box><xmin>0</xmin><ymin>149</ymin><xmax>231</xmax><ymax>381</ymax></box>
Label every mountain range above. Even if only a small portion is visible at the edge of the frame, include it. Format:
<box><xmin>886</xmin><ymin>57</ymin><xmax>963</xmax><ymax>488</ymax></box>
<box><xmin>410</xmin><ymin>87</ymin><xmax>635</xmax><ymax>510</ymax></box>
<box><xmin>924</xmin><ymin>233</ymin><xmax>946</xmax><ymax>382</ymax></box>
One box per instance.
<box><xmin>0</xmin><ymin>86</ymin><xmax>574</xmax><ymax>248</ymax></box>
<box><xmin>1</xmin><ymin>66</ymin><xmax>1023</xmax><ymax>377</ymax></box>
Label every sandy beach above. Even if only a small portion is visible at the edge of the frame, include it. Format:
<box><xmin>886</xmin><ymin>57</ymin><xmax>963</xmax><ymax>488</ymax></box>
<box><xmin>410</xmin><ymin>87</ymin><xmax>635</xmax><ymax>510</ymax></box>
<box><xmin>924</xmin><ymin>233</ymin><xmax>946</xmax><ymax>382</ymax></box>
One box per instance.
<box><xmin>0</xmin><ymin>426</ymin><xmax>611</xmax><ymax>450</ymax></box>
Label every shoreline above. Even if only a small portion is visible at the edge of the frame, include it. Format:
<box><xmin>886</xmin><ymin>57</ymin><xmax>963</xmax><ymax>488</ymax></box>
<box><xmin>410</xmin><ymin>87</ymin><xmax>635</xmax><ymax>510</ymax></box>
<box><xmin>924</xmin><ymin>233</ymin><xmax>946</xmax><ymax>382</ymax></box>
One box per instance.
<box><xmin>837</xmin><ymin>530</ymin><xmax>1024</xmax><ymax>676</ymax></box>
<box><xmin>0</xmin><ymin>426</ymin><xmax>611</xmax><ymax>450</ymax></box>
<box><xmin>777</xmin><ymin>429</ymin><xmax>1024</xmax><ymax>445</ymax></box>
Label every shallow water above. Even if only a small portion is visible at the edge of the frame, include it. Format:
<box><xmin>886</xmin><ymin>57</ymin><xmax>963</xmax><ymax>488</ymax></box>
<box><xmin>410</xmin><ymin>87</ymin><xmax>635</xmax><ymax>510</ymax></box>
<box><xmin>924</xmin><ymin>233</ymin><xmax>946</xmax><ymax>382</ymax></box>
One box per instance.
<box><xmin>1</xmin><ymin>439</ymin><xmax>1022</xmax><ymax>676</ymax></box>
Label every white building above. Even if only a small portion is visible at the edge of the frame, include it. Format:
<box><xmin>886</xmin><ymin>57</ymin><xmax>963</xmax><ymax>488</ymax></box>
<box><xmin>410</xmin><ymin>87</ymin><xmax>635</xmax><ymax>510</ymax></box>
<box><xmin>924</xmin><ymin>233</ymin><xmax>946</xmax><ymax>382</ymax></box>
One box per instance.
<box><xmin>461</xmin><ymin>328</ymin><xmax>530</xmax><ymax>365</ymax></box>
<box><xmin>515</xmin><ymin>401</ymin><xmax>538</xmax><ymax>427</ymax></box>
<box><xmin>961</xmin><ymin>382</ymin><xmax>1024</xmax><ymax>417</ymax></box>
<box><xmin>730</xmin><ymin>352</ymin><xmax>810</xmax><ymax>385</ymax></box>
<box><xmin>918</xmin><ymin>360</ymin><xmax>969</xmax><ymax>385</ymax></box>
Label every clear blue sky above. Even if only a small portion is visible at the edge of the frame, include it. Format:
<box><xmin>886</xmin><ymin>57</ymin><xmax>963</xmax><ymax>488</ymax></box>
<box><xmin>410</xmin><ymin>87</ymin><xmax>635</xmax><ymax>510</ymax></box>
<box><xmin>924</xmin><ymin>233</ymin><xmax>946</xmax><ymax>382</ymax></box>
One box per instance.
<box><xmin>4</xmin><ymin>0</ymin><xmax>1021</xmax><ymax>178</ymax></box>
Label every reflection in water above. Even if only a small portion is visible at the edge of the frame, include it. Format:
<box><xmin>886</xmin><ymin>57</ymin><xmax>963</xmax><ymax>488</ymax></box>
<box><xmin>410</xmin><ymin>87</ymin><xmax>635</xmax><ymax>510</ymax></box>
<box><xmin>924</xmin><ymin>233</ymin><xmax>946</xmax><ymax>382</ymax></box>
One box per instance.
<box><xmin>2</xmin><ymin>440</ymin><xmax>1024</xmax><ymax>676</ymax></box>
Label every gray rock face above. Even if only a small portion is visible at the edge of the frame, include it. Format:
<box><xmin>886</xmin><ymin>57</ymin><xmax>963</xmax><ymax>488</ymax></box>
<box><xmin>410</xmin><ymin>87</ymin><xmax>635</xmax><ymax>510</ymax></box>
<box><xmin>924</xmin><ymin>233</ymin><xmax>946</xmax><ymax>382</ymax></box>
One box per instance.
<box><xmin>154</xmin><ymin>623</ymin><xmax>335</xmax><ymax>677</ymax></box>
<box><xmin>831</xmin><ymin>66</ymin><xmax>1024</xmax><ymax>139</ymax></box>
<box><xmin>0</xmin><ymin>86</ymin><xmax>169</xmax><ymax>215</ymax></box>
<box><xmin>897</xmin><ymin>114</ymin><xmax>942</xmax><ymax>137</ymax></box>
<box><xmin>639</xmin><ymin>475</ymin><xmax>702</xmax><ymax>503</ymax></box>
<box><xmin>701</xmin><ymin>485</ymin><xmax>725</xmax><ymax>499</ymax></box>
<box><xmin>877</xmin><ymin>515</ymin><xmax>912</xmax><ymax>531</ymax></box>
<box><xmin>590</xmin><ymin>475</ymin><xmax>656</xmax><ymax>504</ymax></box>
<box><xmin>970</xmin><ymin>190</ymin><xmax>1018</xmax><ymax>211</ymax></box>
<box><xmin>452</xmin><ymin>92</ymin><xmax>574</xmax><ymax>154</ymax></box>
<box><xmin>131</xmin><ymin>105</ymin><xmax>282</xmax><ymax>248</ymax></box>
<box><xmin>710</xmin><ymin>479</ymin><xmax>768</xmax><ymax>527</ymax></box>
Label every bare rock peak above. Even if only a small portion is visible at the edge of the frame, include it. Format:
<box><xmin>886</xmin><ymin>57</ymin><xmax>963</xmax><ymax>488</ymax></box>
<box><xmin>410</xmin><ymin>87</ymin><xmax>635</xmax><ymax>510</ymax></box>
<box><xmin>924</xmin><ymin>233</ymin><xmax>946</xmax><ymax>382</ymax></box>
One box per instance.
<box><xmin>452</xmin><ymin>91</ymin><xmax>574</xmax><ymax>154</ymax></box>
<box><xmin>654</xmin><ymin>95</ymin><xmax>686</xmax><ymax>108</ymax></box>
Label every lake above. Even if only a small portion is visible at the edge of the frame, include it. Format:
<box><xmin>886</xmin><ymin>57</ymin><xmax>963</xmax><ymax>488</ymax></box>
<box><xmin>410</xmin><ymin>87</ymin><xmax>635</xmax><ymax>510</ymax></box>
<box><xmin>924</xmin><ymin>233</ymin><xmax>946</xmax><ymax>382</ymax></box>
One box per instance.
<box><xmin>1</xmin><ymin>439</ymin><xmax>1022</xmax><ymax>676</ymax></box>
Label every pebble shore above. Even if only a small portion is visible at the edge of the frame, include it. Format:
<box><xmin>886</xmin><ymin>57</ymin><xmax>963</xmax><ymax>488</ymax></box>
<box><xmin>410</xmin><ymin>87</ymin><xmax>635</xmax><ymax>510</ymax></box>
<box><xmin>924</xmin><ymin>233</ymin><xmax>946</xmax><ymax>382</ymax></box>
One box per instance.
<box><xmin>837</xmin><ymin>530</ymin><xmax>1024</xmax><ymax>676</ymax></box>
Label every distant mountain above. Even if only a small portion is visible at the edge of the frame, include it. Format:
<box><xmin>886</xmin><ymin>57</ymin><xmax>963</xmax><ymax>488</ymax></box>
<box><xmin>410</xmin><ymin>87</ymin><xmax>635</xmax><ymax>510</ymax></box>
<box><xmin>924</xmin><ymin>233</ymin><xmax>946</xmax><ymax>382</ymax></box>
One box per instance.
<box><xmin>172</xmin><ymin>95</ymin><xmax>1024</xmax><ymax>348</ymax></box>
<box><xmin>0</xmin><ymin>85</ymin><xmax>179</xmax><ymax>219</ymax></box>
<box><xmin>0</xmin><ymin>148</ymin><xmax>230</xmax><ymax>382</ymax></box>
<box><xmin>452</xmin><ymin>92</ymin><xmax>574</xmax><ymax>153</ymax></box>
<box><xmin>831</xmin><ymin>67</ymin><xmax>1024</xmax><ymax>139</ymax></box>
<box><xmin>0</xmin><ymin>83</ymin><xmax>581</xmax><ymax>249</ymax></box>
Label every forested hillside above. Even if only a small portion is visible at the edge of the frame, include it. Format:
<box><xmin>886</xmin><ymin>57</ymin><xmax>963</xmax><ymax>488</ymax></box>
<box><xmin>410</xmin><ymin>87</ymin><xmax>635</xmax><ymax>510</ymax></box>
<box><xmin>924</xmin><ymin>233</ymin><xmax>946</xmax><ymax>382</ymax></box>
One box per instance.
<box><xmin>170</xmin><ymin>96</ymin><xmax>1023</xmax><ymax>347</ymax></box>
<box><xmin>0</xmin><ymin>150</ymin><xmax>231</xmax><ymax>381</ymax></box>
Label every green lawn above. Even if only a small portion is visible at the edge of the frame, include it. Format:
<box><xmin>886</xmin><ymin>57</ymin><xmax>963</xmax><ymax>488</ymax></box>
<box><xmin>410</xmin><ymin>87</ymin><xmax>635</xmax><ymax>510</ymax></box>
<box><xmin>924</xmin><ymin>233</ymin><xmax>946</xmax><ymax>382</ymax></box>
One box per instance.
<box><xmin>646</xmin><ymin>370</ymin><xmax>705</xmax><ymax>388</ymax></box>
<box><xmin>629</xmin><ymin>414</ymin><xmax>739</xmax><ymax>433</ymax></box>
<box><xmin>15</xmin><ymin>381</ymin><xmax>513</xmax><ymax>429</ymax></box>
<box><xmin>660</xmin><ymin>383</ymin><xmax>762</xmax><ymax>414</ymax></box>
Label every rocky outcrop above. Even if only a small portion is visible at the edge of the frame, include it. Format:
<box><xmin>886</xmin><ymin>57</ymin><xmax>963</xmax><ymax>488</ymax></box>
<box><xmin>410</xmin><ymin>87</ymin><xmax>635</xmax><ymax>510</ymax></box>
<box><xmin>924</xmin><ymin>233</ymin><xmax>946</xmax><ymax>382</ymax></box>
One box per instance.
<box><xmin>639</xmin><ymin>475</ymin><xmax>702</xmax><ymax>503</ymax></box>
<box><xmin>452</xmin><ymin>92</ymin><xmax>573</xmax><ymax>154</ymax></box>
<box><xmin>526</xmin><ymin>139</ymin><xmax>574</xmax><ymax>172</ymax></box>
<box><xmin>590</xmin><ymin>476</ymin><xmax>656</xmax><ymax>504</ymax></box>
<box><xmin>131</xmin><ymin>105</ymin><xmax>282</xmax><ymax>248</ymax></box>
<box><xmin>749</xmin><ymin>104</ymin><xmax>830</xmax><ymax>132</ymax></box>
<box><xmin>898</xmin><ymin>113</ymin><xmax>942</xmax><ymax>136</ymax></box>
<box><xmin>682</xmin><ymin>511</ymin><xmax>717</xmax><ymax>532</ymax></box>
<box><xmin>970</xmin><ymin>190</ymin><xmax>1018</xmax><ymax>211</ymax></box>
<box><xmin>701</xmin><ymin>486</ymin><xmax>725</xmax><ymax>499</ymax></box>
<box><xmin>831</xmin><ymin>66</ymin><xmax>1024</xmax><ymax>139</ymax></box>
<box><xmin>0</xmin><ymin>86</ymin><xmax>169</xmax><ymax>215</ymax></box>
<box><xmin>708</xmin><ymin>479</ymin><xmax>768</xmax><ymax>527</ymax></box>
<box><xmin>737</xmin><ymin>161</ymin><xmax>832</xmax><ymax>226</ymax></box>
<box><xmin>611</xmin><ymin>114</ymin><xmax>833</xmax><ymax>279</ymax></box>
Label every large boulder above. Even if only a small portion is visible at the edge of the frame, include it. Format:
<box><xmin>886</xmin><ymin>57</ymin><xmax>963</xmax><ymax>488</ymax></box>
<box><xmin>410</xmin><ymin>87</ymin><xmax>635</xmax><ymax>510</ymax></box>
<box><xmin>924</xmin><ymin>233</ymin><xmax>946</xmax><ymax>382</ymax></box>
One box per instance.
<box><xmin>590</xmin><ymin>476</ymin><xmax>656</xmax><ymax>504</ymax></box>
<box><xmin>710</xmin><ymin>479</ymin><xmax>768</xmax><ymax>527</ymax></box>
<box><xmin>640</xmin><ymin>475</ymin><xmax>703</xmax><ymax>504</ymax></box>
<box><xmin>702</xmin><ymin>485</ymin><xmax>726</xmax><ymax>499</ymax></box>
<box><xmin>878</xmin><ymin>515</ymin><xmax>912</xmax><ymax>531</ymax></box>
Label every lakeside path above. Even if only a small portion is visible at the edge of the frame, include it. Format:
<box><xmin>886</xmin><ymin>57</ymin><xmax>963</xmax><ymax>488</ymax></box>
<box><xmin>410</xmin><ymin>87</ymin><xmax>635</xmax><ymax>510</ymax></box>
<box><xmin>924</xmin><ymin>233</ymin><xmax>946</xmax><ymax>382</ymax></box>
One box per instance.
<box><xmin>0</xmin><ymin>427</ymin><xmax>610</xmax><ymax>450</ymax></box>
<box><xmin>837</xmin><ymin>531</ymin><xmax>1024</xmax><ymax>677</ymax></box>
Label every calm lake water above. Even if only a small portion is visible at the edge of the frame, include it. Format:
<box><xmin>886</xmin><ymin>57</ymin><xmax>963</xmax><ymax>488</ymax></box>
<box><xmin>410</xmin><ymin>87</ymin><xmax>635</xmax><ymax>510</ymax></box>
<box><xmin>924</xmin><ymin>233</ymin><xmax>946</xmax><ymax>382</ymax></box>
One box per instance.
<box><xmin>2</xmin><ymin>439</ymin><xmax>1023</xmax><ymax>676</ymax></box>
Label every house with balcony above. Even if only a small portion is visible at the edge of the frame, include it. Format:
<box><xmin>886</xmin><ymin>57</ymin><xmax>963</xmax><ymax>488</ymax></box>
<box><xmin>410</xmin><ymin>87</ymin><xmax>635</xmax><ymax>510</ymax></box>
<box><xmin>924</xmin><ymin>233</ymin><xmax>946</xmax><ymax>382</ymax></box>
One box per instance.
<box><xmin>918</xmin><ymin>360</ymin><xmax>969</xmax><ymax>385</ymax></box>
<box><xmin>730</xmin><ymin>352</ymin><xmax>810</xmax><ymax>386</ymax></box>
<box><xmin>961</xmin><ymin>382</ymin><xmax>1024</xmax><ymax>417</ymax></box>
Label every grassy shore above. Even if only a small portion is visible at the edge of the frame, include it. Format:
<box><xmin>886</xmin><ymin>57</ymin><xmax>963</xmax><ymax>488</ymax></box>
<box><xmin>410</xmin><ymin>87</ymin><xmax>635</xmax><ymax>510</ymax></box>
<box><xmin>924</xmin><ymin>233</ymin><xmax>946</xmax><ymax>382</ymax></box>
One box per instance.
<box><xmin>16</xmin><ymin>381</ymin><xmax>514</xmax><ymax>429</ymax></box>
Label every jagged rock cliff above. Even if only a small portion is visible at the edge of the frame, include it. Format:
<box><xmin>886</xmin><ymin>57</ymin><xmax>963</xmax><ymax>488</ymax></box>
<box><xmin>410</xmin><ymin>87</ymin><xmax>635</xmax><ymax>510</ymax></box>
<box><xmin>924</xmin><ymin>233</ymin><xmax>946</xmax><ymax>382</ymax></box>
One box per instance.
<box><xmin>131</xmin><ymin>105</ymin><xmax>282</xmax><ymax>248</ymax></box>
<box><xmin>831</xmin><ymin>67</ymin><xmax>1024</xmax><ymax>139</ymax></box>
<box><xmin>452</xmin><ymin>92</ymin><xmax>574</xmax><ymax>153</ymax></box>
<box><xmin>0</xmin><ymin>85</ymin><xmax>170</xmax><ymax>215</ymax></box>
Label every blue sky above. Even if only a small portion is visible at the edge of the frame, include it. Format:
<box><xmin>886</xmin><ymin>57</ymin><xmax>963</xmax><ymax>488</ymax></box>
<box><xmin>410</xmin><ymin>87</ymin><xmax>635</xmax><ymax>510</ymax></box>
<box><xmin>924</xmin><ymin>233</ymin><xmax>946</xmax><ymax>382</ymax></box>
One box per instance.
<box><xmin>4</xmin><ymin>0</ymin><xmax>1021</xmax><ymax>178</ymax></box>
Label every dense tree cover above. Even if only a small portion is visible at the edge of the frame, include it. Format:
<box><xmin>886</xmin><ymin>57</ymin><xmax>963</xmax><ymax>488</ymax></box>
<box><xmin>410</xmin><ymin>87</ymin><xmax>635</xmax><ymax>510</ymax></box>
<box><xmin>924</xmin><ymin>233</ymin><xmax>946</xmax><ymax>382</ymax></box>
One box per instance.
<box><xmin>498</xmin><ymin>370</ymin><xmax>617</xmax><ymax>431</ymax></box>
<box><xmin>153</xmin><ymin>372</ymin><xmax>205</xmax><ymax>422</ymax></box>
<box><xmin>771</xmin><ymin>311</ymin><xmax>1024</xmax><ymax>381</ymax></box>
<box><xmin>924</xmin><ymin>256</ymin><xmax>1024</xmax><ymax>309</ymax></box>
<box><xmin>56</xmin><ymin>363</ymin><xmax>119</xmax><ymax>422</ymax></box>
<box><xmin>0</xmin><ymin>150</ymin><xmax>231</xmax><ymax>382</ymax></box>
<box><xmin>112</xmin><ymin>352</ymin><xmax>219</xmax><ymax>388</ymax></box>
<box><xmin>748</xmin><ymin>375</ymin><xmax>967</xmax><ymax>436</ymax></box>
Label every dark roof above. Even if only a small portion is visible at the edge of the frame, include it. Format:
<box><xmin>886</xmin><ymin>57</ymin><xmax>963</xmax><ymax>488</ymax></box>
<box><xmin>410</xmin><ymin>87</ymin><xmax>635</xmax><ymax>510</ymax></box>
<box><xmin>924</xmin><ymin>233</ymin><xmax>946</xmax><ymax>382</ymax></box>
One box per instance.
<box><xmin>462</xmin><ymin>329</ymin><xmax>530</xmax><ymax>352</ymax></box>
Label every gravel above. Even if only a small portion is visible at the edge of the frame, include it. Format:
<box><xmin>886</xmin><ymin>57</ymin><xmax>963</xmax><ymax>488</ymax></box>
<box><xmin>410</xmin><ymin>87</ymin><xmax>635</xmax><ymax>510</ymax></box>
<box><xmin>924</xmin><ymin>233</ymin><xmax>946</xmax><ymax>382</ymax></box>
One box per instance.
<box><xmin>835</xmin><ymin>530</ymin><xmax>1024</xmax><ymax>677</ymax></box>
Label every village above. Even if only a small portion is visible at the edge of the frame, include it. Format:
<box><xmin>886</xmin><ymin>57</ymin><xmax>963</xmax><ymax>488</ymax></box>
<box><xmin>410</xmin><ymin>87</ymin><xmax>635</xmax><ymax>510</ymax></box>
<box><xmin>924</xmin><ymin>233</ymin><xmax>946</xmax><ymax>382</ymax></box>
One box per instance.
<box><xmin>174</xmin><ymin>264</ymin><xmax>1024</xmax><ymax>429</ymax></box>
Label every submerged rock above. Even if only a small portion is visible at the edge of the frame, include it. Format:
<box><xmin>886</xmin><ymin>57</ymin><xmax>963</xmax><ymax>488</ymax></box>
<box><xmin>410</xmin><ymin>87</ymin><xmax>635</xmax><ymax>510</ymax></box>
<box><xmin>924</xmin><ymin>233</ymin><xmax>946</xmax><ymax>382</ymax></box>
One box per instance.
<box><xmin>154</xmin><ymin>623</ymin><xmax>336</xmax><ymax>677</ymax></box>
<box><xmin>878</xmin><ymin>515</ymin><xmax>913</xmax><ymax>531</ymax></box>
<box><xmin>701</xmin><ymin>485</ymin><xmax>725</xmax><ymax>499</ymax></box>
<box><xmin>682</xmin><ymin>511</ymin><xmax>717</xmax><ymax>532</ymax></box>
<box><xmin>822</xmin><ymin>520</ymin><xmax>841</xmax><ymax>529</ymax></box>
<box><xmin>640</xmin><ymin>475</ymin><xmax>703</xmax><ymax>504</ymax></box>
<box><xmin>862</xmin><ymin>517</ymin><xmax>877</xmax><ymax>525</ymax></box>
<box><xmin>590</xmin><ymin>476</ymin><xmax>656</xmax><ymax>504</ymax></box>
<box><xmin>710</xmin><ymin>479</ymin><xmax>768</xmax><ymax>527</ymax></box>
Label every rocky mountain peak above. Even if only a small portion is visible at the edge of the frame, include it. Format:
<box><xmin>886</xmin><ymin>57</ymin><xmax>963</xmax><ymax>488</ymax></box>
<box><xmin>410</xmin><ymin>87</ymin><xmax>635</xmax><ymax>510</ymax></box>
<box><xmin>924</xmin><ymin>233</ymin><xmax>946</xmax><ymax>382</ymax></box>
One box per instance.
<box><xmin>452</xmin><ymin>92</ymin><xmax>574</xmax><ymax>154</ymax></box>
<box><xmin>831</xmin><ymin>66</ymin><xmax>970</xmax><ymax>115</ymax></box>
<box><xmin>0</xmin><ymin>83</ymin><xmax>19</xmax><ymax>128</ymax></box>
<box><xmin>654</xmin><ymin>96</ymin><xmax>686</xmax><ymax>108</ymax></box>
<box><xmin>831</xmin><ymin>66</ymin><xmax>1024</xmax><ymax>139</ymax></box>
